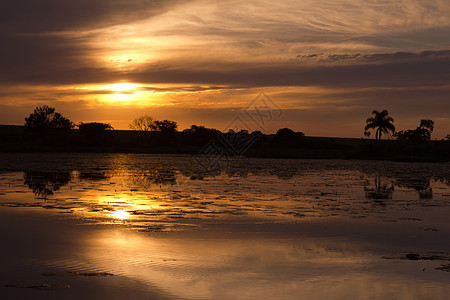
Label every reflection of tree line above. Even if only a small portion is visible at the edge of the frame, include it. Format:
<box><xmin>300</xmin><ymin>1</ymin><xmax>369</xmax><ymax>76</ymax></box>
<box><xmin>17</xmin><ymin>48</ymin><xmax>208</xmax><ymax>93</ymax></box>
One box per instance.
<box><xmin>396</xmin><ymin>177</ymin><xmax>433</xmax><ymax>199</ymax></box>
<box><xmin>364</xmin><ymin>175</ymin><xmax>434</xmax><ymax>202</ymax></box>
<box><xmin>24</xmin><ymin>171</ymin><xmax>72</xmax><ymax>199</ymax></box>
<box><xmin>23</xmin><ymin>167</ymin><xmax>447</xmax><ymax>201</ymax></box>
<box><xmin>23</xmin><ymin>169</ymin><xmax>179</xmax><ymax>198</ymax></box>
<box><xmin>131</xmin><ymin>169</ymin><xmax>177</xmax><ymax>189</ymax></box>
<box><xmin>22</xmin><ymin>166</ymin><xmax>301</xmax><ymax>198</ymax></box>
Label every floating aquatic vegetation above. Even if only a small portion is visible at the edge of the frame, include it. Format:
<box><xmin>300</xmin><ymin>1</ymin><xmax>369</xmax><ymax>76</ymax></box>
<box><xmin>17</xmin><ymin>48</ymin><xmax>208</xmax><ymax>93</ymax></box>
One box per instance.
<box><xmin>435</xmin><ymin>264</ymin><xmax>450</xmax><ymax>272</ymax></box>
<box><xmin>42</xmin><ymin>271</ymin><xmax>114</xmax><ymax>277</ymax></box>
<box><xmin>383</xmin><ymin>252</ymin><xmax>450</xmax><ymax>261</ymax></box>
<box><xmin>5</xmin><ymin>283</ymin><xmax>70</xmax><ymax>290</ymax></box>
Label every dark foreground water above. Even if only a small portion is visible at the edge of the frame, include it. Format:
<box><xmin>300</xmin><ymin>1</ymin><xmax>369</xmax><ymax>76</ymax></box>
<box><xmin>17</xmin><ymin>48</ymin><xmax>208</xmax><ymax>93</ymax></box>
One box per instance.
<box><xmin>0</xmin><ymin>153</ymin><xmax>449</xmax><ymax>299</ymax></box>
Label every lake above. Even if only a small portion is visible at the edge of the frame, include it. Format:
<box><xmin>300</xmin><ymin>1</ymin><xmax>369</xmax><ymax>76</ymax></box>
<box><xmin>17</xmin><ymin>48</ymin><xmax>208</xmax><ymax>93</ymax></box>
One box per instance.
<box><xmin>0</xmin><ymin>153</ymin><xmax>449</xmax><ymax>299</ymax></box>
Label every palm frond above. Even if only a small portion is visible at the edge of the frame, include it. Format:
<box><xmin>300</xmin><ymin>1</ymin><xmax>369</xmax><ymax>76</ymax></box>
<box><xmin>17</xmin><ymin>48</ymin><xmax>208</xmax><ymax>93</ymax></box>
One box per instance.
<box><xmin>365</xmin><ymin>123</ymin><xmax>377</xmax><ymax>130</ymax></box>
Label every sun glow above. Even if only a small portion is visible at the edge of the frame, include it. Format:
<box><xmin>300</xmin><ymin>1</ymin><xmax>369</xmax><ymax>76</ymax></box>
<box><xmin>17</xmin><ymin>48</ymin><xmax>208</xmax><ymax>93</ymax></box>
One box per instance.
<box><xmin>106</xmin><ymin>82</ymin><xmax>139</xmax><ymax>92</ymax></box>
<box><xmin>111</xmin><ymin>210</ymin><xmax>131</xmax><ymax>220</ymax></box>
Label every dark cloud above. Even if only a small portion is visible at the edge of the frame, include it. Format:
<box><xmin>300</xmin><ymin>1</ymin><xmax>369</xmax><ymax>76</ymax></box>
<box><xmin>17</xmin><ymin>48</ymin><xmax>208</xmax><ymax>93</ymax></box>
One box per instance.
<box><xmin>0</xmin><ymin>34</ymin><xmax>90</xmax><ymax>82</ymax></box>
<box><xmin>349</xmin><ymin>26</ymin><xmax>450</xmax><ymax>52</ymax></box>
<box><xmin>0</xmin><ymin>0</ymin><xmax>181</xmax><ymax>33</ymax></box>
<box><xmin>124</xmin><ymin>52</ymin><xmax>450</xmax><ymax>89</ymax></box>
<box><xmin>4</xmin><ymin>49</ymin><xmax>450</xmax><ymax>90</ymax></box>
<box><xmin>138</xmin><ymin>85</ymin><xmax>230</xmax><ymax>93</ymax></box>
<box><xmin>0</xmin><ymin>0</ymin><xmax>182</xmax><ymax>84</ymax></box>
<box><xmin>296</xmin><ymin>50</ymin><xmax>450</xmax><ymax>63</ymax></box>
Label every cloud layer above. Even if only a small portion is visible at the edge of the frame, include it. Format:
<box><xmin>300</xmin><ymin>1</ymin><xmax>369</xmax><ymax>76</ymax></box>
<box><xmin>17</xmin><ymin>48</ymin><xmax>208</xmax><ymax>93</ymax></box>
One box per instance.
<box><xmin>0</xmin><ymin>0</ymin><xmax>449</xmax><ymax>138</ymax></box>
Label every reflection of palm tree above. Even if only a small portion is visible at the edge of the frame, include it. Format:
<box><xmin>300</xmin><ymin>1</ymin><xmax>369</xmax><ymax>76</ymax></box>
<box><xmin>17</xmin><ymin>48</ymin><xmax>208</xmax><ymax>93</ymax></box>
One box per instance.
<box><xmin>365</xmin><ymin>110</ymin><xmax>395</xmax><ymax>140</ymax></box>
<box><xmin>364</xmin><ymin>175</ymin><xmax>394</xmax><ymax>203</ymax></box>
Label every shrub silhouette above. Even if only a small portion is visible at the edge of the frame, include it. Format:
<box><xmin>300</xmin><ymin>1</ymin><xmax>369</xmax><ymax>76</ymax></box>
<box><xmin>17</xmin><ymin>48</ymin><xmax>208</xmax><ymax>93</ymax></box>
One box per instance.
<box><xmin>130</xmin><ymin>115</ymin><xmax>154</xmax><ymax>131</ymax></box>
<box><xmin>78</xmin><ymin>122</ymin><xmax>113</xmax><ymax>145</ymax></box>
<box><xmin>153</xmin><ymin>120</ymin><xmax>178</xmax><ymax>133</ymax></box>
<box><xmin>395</xmin><ymin>119</ymin><xmax>434</xmax><ymax>142</ymax></box>
<box><xmin>25</xmin><ymin>105</ymin><xmax>74</xmax><ymax>133</ymax></box>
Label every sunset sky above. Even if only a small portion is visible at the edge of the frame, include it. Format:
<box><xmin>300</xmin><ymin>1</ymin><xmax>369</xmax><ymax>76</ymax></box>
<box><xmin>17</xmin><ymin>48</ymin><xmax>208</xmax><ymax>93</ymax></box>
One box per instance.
<box><xmin>1</xmin><ymin>0</ymin><xmax>449</xmax><ymax>138</ymax></box>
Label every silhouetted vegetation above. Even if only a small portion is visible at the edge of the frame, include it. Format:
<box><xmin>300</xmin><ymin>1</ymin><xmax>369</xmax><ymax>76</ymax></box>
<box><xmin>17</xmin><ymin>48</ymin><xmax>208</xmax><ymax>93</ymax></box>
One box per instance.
<box><xmin>25</xmin><ymin>106</ymin><xmax>74</xmax><ymax>133</ymax></box>
<box><xmin>129</xmin><ymin>115</ymin><xmax>154</xmax><ymax>131</ymax></box>
<box><xmin>394</xmin><ymin>119</ymin><xmax>434</xmax><ymax>142</ymax></box>
<box><xmin>23</xmin><ymin>106</ymin><xmax>75</xmax><ymax>145</ymax></box>
<box><xmin>275</xmin><ymin>128</ymin><xmax>305</xmax><ymax>144</ymax></box>
<box><xmin>364</xmin><ymin>110</ymin><xmax>395</xmax><ymax>140</ymax></box>
<box><xmin>78</xmin><ymin>122</ymin><xmax>114</xmax><ymax>146</ymax></box>
<box><xmin>183</xmin><ymin>125</ymin><xmax>220</xmax><ymax>136</ymax></box>
<box><xmin>153</xmin><ymin>120</ymin><xmax>178</xmax><ymax>133</ymax></box>
<box><xmin>0</xmin><ymin>107</ymin><xmax>449</xmax><ymax>162</ymax></box>
<box><xmin>181</xmin><ymin>125</ymin><xmax>221</xmax><ymax>146</ymax></box>
<box><xmin>129</xmin><ymin>115</ymin><xmax>178</xmax><ymax>133</ymax></box>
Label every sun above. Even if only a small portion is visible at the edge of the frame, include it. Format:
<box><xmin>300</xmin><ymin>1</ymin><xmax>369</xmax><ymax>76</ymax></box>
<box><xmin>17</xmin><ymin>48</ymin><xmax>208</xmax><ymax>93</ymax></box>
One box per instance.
<box><xmin>106</xmin><ymin>82</ymin><xmax>138</xmax><ymax>92</ymax></box>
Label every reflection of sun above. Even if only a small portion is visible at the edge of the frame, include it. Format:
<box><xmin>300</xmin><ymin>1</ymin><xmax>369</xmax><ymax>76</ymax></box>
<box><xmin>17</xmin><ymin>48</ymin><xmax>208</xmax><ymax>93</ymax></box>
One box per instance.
<box><xmin>106</xmin><ymin>82</ymin><xmax>138</xmax><ymax>92</ymax></box>
<box><xmin>111</xmin><ymin>210</ymin><xmax>130</xmax><ymax>220</ymax></box>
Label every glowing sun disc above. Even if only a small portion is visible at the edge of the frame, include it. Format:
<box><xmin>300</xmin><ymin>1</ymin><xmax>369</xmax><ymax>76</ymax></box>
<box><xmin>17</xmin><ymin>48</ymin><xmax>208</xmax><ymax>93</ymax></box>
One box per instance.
<box><xmin>106</xmin><ymin>83</ymin><xmax>138</xmax><ymax>92</ymax></box>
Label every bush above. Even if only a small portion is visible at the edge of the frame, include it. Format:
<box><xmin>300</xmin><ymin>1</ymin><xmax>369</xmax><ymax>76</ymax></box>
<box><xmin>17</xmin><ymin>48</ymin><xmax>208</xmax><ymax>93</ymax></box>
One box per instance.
<box><xmin>25</xmin><ymin>105</ymin><xmax>74</xmax><ymax>133</ymax></box>
<box><xmin>78</xmin><ymin>122</ymin><xmax>113</xmax><ymax>145</ymax></box>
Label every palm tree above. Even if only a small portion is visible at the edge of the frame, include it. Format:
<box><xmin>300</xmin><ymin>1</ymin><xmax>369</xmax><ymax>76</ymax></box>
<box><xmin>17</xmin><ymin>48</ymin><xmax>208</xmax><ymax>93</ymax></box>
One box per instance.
<box><xmin>365</xmin><ymin>110</ymin><xmax>395</xmax><ymax>140</ymax></box>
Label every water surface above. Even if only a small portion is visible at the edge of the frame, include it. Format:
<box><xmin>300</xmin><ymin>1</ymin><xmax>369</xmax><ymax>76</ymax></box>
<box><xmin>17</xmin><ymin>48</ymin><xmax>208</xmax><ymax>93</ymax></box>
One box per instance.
<box><xmin>0</xmin><ymin>154</ymin><xmax>449</xmax><ymax>299</ymax></box>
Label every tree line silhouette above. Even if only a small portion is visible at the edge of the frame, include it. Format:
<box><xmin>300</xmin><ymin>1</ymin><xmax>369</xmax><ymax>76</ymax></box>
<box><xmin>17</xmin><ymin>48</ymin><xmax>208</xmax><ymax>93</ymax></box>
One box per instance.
<box><xmin>0</xmin><ymin>105</ymin><xmax>445</xmax><ymax>161</ymax></box>
<box><xmin>23</xmin><ymin>106</ymin><xmax>447</xmax><ymax>142</ymax></box>
<box><xmin>363</xmin><ymin>110</ymin><xmax>437</xmax><ymax>142</ymax></box>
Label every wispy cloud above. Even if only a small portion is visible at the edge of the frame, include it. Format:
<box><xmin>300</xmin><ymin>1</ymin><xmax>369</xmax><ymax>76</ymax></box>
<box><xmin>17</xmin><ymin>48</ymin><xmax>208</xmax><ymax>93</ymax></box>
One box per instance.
<box><xmin>1</xmin><ymin>0</ymin><xmax>449</xmax><ymax>137</ymax></box>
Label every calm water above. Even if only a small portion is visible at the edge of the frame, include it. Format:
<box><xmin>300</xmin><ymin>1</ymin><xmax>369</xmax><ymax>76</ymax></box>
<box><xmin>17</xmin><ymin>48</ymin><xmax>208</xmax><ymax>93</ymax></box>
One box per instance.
<box><xmin>0</xmin><ymin>153</ymin><xmax>449</xmax><ymax>299</ymax></box>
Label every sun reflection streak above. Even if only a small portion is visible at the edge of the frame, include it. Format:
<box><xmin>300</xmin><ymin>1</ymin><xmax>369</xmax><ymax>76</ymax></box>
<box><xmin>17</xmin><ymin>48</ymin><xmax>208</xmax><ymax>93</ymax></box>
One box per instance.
<box><xmin>111</xmin><ymin>210</ymin><xmax>131</xmax><ymax>220</ymax></box>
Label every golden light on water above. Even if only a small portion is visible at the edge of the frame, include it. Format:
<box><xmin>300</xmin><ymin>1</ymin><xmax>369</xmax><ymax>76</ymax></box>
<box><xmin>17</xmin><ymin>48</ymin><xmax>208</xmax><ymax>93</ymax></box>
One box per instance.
<box><xmin>111</xmin><ymin>210</ymin><xmax>131</xmax><ymax>220</ymax></box>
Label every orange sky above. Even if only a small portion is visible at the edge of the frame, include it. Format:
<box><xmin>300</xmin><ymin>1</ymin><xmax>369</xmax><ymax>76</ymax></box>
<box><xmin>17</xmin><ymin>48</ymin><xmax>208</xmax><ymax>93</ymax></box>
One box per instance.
<box><xmin>0</xmin><ymin>0</ymin><xmax>449</xmax><ymax>138</ymax></box>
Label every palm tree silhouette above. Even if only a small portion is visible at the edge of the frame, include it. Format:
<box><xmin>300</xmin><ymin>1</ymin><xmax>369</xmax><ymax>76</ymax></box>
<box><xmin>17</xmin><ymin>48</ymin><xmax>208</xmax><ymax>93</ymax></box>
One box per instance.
<box><xmin>365</xmin><ymin>110</ymin><xmax>395</xmax><ymax>140</ymax></box>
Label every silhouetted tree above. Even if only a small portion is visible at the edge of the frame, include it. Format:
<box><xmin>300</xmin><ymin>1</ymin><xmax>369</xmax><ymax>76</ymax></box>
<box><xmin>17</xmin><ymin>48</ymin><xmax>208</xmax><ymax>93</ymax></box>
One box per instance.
<box><xmin>395</xmin><ymin>119</ymin><xmax>434</xmax><ymax>142</ymax></box>
<box><xmin>153</xmin><ymin>120</ymin><xmax>178</xmax><ymax>133</ymax></box>
<box><xmin>78</xmin><ymin>122</ymin><xmax>113</xmax><ymax>145</ymax></box>
<box><xmin>420</xmin><ymin>119</ymin><xmax>434</xmax><ymax>133</ymax></box>
<box><xmin>183</xmin><ymin>125</ymin><xmax>220</xmax><ymax>135</ymax></box>
<box><xmin>79</xmin><ymin>122</ymin><xmax>113</xmax><ymax>132</ymax></box>
<box><xmin>25</xmin><ymin>105</ymin><xmax>74</xmax><ymax>133</ymax></box>
<box><xmin>446</xmin><ymin>134</ymin><xmax>450</xmax><ymax>141</ymax></box>
<box><xmin>275</xmin><ymin>128</ymin><xmax>305</xmax><ymax>139</ymax></box>
<box><xmin>272</xmin><ymin>128</ymin><xmax>305</xmax><ymax>148</ymax></box>
<box><xmin>275</xmin><ymin>128</ymin><xmax>295</xmax><ymax>138</ymax></box>
<box><xmin>364</xmin><ymin>110</ymin><xmax>395</xmax><ymax>140</ymax></box>
<box><xmin>181</xmin><ymin>125</ymin><xmax>220</xmax><ymax>146</ymax></box>
<box><xmin>130</xmin><ymin>115</ymin><xmax>154</xmax><ymax>131</ymax></box>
